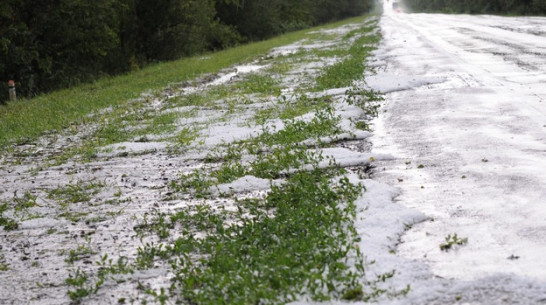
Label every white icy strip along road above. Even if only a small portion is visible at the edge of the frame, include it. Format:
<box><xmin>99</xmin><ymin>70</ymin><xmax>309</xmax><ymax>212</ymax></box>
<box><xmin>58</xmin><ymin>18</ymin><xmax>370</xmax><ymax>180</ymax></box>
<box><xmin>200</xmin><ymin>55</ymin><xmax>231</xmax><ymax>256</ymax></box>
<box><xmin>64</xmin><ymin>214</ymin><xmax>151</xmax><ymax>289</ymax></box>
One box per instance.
<box><xmin>369</xmin><ymin>0</ymin><xmax>546</xmax><ymax>295</ymax></box>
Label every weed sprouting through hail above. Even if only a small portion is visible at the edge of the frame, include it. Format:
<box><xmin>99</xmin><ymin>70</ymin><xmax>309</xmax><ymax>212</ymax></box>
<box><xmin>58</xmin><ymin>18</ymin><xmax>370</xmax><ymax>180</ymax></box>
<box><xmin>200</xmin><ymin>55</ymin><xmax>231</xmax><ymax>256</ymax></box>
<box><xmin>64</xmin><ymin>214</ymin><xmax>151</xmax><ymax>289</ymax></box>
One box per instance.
<box><xmin>0</xmin><ymin>191</ymin><xmax>41</xmax><ymax>231</ymax></box>
<box><xmin>315</xmin><ymin>28</ymin><xmax>381</xmax><ymax>91</ymax></box>
<box><xmin>440</xmin><ymin>234</ymin><xmax>469</xmax><ymax>251</ymax></box>
<box><xmin>167</xmin><ymin>168</ymin><xmax>366</xmax><ymax>304</ymax></box>
<box><xmin>68</xmin><ymin>159</ymin><xmax>371</xmax><ymax>304</ymax></box>
<box><xmin>49</xmin><ymin>14</ymin><xmax>394</xmax><ymax>304</ymax></box>
<box><xmin>47</xmin><ymin>180</ymin><xmax>105</xmax><ymax>208</ymax></box>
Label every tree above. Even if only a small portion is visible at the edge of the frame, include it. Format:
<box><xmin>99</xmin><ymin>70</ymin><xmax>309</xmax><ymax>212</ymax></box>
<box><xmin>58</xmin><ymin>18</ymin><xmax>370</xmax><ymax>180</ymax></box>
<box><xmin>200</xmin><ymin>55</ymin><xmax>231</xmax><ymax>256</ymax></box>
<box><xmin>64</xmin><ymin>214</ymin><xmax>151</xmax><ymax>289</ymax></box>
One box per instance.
<box><xmin>1</xmin><ymin>0</ymin><xmax>120</xmax><ymax>97</ymax></box>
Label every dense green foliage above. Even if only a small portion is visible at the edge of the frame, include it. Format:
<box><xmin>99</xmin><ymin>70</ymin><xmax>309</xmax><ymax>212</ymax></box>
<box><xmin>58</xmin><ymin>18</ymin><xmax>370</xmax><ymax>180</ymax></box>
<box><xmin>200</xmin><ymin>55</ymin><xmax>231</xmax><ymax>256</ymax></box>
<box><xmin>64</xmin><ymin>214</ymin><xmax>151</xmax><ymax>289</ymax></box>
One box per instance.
<box><xmin>403</xmin><ymin>0</ymin><xmax>546</xmax><ymax>15</ymax></box>
<box><xmin>216</xmin><ymin>0</ymin><xmax>373</xmax><ymax>40</ymax></box>
<box><xmin>0</xmin><ymin>15</ymin><xmax>368</xmax><ymax>149</ymax></box>
<box><xmin>0</xmin><ymin>0</ymin><xmax>374</xmax><ymax>101</ymax></box>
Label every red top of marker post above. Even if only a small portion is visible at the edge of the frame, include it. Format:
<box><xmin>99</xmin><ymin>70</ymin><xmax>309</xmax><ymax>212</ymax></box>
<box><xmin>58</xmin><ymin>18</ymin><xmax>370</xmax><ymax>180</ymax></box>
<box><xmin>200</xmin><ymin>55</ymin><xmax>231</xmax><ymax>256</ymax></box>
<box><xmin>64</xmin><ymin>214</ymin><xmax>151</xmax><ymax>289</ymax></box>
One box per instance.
<box><xmin>8</xmin><ymin>80</ymin><xmax>15</xmax><ymax>86</ymax></box>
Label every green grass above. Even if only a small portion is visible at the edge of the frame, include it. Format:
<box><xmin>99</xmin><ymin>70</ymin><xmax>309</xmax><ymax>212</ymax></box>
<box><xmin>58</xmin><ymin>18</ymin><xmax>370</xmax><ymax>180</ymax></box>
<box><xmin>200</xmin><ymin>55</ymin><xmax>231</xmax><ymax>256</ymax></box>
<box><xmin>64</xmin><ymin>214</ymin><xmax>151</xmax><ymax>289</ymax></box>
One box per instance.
<box><xmin>257</xmin><ymin>104</ymin><xmax>343</xmax><ymax>146</ymax></box>
<box><xmin>0</xmin><ymin>192</ymin><xmax>40</xmax><ymax>231</ymax></box>
<box><xmin>439</xmin><ymin>234</ymin><xmax>468</xmax><ymax>251</ymax></box>
<box><xmin>168</xmin><ymin>93</ymin><xmax>209</xmax><ymax>108</ymax></box>
<box><xmin>56</xmin><ymin>12</ymin><xmax>389</xmax><ymax>304</ymax></box>
<box><xmin>171</xmin><ymin>104</ymin><xmax>344</xmax><ymax>192</ymax></box>
<box><xmin>166</xmin><ymin>168</ymin><xmax>365</xmax><ymax>304</ymax></box>
<box><xmin>141</xmin><ymin>112</ymin><xmax>179</xmax><ymax>135</ymax></box>
<box><xmin>0</xmin><ymin>15</ymin><xmax>370</xmax><ymax>152</ymax></box>
<box><xmin>315</xmin><ymin>29</ymin><xmax>381</xmax><ymax>90</ymax></box>
<box><xmin>47</xmin><ymin>180</ymin><xmax>105</xmax><ymax>208</ymax></box>
<box><xmin>70</xmin><ymin>166</ymin><xmax>369</xmax><ymax>304</ymax></box>
<box><xmin>0</xmin><ymin>202</ymin><xmax>19</xmax><ymax>231</ymax></box>
<box><xmin>234</xmin><ymin>74</ymin><xmax>282</xmax><ymax>96</ymax></box>
<box><xmin>255</xmin><ymin>95</ymin><xmax>332</xmax><ymax>124</ymax></box>
<box><xmin>64</xmin><ymin>244</ymin><xmax>97</xmax><ymax>265</ymax></box>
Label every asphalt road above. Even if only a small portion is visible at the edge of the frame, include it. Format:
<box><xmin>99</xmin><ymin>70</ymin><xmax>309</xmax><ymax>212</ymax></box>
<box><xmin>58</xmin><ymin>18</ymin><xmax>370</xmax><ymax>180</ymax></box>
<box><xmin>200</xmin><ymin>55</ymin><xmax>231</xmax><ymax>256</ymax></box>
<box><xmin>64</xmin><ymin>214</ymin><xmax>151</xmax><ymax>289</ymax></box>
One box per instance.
<box><xmin>370</xmin><ymin>2</ymin><xmax>546</xmax><ymax>303</ymax></box>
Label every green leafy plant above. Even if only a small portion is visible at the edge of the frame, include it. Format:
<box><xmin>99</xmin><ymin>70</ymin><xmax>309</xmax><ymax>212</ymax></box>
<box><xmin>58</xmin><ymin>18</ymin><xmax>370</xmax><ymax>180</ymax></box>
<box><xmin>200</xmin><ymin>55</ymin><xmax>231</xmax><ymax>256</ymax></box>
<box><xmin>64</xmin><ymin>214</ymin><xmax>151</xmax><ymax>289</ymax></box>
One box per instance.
<box><xmin>47</xmin><ymin>180</ymin><xmax>105</xmax><ymax>207</ymax></box>
<box><xmin>315</xmin><ymin>31</ymin><xmax>381</xmax><ymax>90</ymax></box>
<box><xmin>440</xmin><ymin>234</ymin><xmax>468</xmax><ymax>251</ymax></box>
<box><xmin>64</xmin><ymin>244</ymin><xmax>96</xmax><ymax>265</ymax></box>
<box><xmin>0</xmin><ymin>203</ymin><xmax>19</xmax><ymax>231</ymax></box>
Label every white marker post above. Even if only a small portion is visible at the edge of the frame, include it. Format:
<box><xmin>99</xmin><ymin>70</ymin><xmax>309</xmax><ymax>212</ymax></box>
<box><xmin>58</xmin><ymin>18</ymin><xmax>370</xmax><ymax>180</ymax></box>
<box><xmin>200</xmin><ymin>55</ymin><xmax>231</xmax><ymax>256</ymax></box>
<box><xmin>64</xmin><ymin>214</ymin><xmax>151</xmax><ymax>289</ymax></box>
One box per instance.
<box><xmin>8</xmin><ymin>80</ymin><xmax>16</xmax><ymax>102</ymax></box>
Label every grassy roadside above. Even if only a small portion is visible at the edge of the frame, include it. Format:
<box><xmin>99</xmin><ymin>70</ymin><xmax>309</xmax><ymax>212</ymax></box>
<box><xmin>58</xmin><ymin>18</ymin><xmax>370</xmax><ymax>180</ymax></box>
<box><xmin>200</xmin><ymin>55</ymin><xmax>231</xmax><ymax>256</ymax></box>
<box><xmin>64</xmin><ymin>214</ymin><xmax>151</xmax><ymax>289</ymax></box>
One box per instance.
<box><xmin>57</xmin><ymin>14</ymin><xmax>384</xmax><ymax>304</ymax></box>
<box><xmin>0</xmin><ymin>15</ymin><xmax>370</xmax><ymax>151</ymax></box>
<box><xmin>0</xmin><ymin>11</ymin><xmax>391</xmax><ymax>304</ymax></box>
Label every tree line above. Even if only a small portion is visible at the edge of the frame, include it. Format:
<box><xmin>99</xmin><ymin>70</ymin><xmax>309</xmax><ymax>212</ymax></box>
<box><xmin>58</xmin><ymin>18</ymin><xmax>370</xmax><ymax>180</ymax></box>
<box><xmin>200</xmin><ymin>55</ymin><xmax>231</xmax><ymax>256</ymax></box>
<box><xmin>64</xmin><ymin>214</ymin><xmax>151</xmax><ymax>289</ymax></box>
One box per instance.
<box><xmin>0</xmin><ymin>0</ymin><xmax>374</xmax><ymax>101</ymax></box>
<box><xmin>403</xmin><ymin>0</ymin><xmax>546</xmax><ymax>15</ymax></box>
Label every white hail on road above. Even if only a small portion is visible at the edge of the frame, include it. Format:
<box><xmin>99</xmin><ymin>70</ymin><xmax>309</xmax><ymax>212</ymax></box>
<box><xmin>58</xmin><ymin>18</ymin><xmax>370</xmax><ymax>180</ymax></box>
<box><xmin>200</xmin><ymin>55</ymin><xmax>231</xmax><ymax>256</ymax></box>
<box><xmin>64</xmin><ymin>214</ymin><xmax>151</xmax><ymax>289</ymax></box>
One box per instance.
<box><xmin>368</xmin><ymin>0</ymin><xmax>546</xmax><ymax>301</ymax></box>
